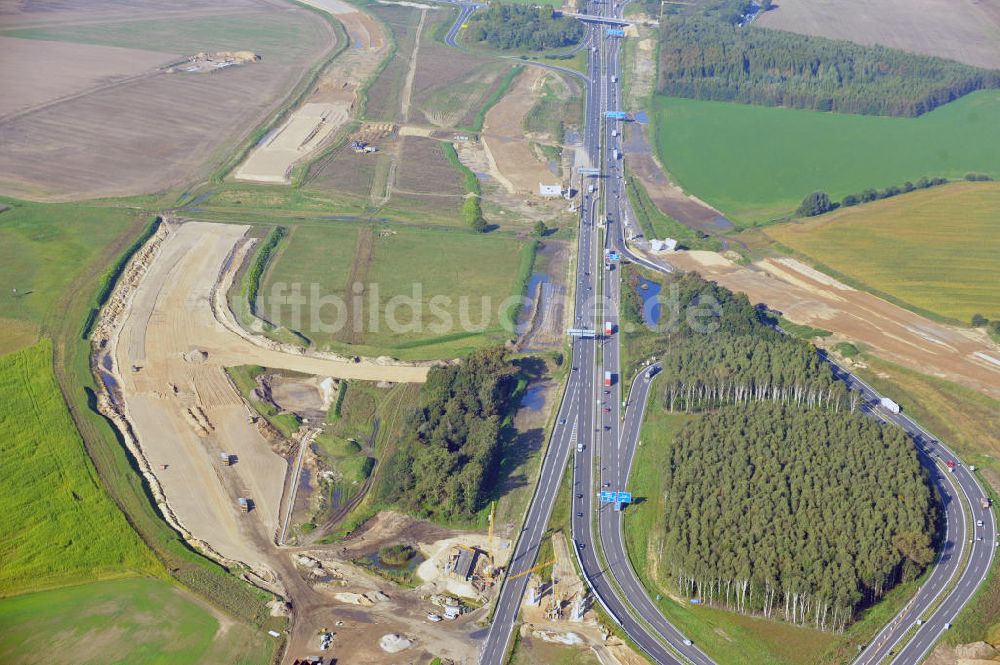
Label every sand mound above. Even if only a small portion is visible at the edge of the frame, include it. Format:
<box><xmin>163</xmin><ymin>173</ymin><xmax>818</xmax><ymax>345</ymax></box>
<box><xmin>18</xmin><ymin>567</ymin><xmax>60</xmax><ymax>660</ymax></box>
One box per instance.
<box><xmin>379</xmin><ymin>633</ymin><xmax>413</xmax><ymax>653</ymax></box>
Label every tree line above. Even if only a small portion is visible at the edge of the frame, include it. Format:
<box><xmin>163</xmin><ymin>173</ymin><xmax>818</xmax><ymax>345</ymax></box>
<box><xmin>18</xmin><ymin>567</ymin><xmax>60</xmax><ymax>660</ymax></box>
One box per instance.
<box><xmin>465</xmin><ymin>4</ymin><xmax>584</xmax><ymax>51</ymax></box>
<box><xmin>796</xmin><ymin>176</ymin><xmax>951</xmax><ymax>216</ymax></box>
<box><xmin>657</xmin><ymin>0</ymin><xmax>1000</xmax><ymax>116</ymax></box>
<box><xmin>378</xmin><ymin>347</ymin><xmax>520</xmax><ymax>522</ymax></box>
<box><xmin>630</xmin><ymin>272</ymin><xmax>936</xmax><ymax>629</ymax></box>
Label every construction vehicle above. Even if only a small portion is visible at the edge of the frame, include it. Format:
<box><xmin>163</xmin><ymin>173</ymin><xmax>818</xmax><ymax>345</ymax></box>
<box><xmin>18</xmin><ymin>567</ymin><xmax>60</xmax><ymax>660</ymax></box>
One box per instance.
<box><xmin>485</xmin><ymin>501</ymin><xmax>497</xmax><ymax>584</ymax></box>
<box><xmin>220</xmin><ymin>452</ymin><xmax>232</xmax><ymax>466</ymax></box>
<box><xmin>350</xmin><ymin>140</ymin><xmax>378</xmax><ymax>154</ymax></box>
<box><xmin>238</xmin><ymin>497</ymin><xmax>251</xmax><ymax>513</ymax></box>
<box><xmin>507</xmin><ymin>559</ymin><xmax>555</xmax><ymax>581</ymax></box>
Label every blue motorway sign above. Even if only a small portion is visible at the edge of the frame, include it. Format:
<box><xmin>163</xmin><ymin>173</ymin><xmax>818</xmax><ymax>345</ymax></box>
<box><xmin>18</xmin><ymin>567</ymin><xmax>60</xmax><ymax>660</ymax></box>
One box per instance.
<box><xmin>599</xmin><ymin>491</ymin><xmax>633</xmax><ymax>504</ymax></box>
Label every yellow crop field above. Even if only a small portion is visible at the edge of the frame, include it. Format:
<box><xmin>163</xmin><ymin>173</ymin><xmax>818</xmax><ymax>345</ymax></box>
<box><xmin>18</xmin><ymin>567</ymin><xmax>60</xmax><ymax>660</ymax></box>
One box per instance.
<box><xmin>766</xmin><ymin>182</ymin><xmax>1000</xmax><ymax>323</ymax></box>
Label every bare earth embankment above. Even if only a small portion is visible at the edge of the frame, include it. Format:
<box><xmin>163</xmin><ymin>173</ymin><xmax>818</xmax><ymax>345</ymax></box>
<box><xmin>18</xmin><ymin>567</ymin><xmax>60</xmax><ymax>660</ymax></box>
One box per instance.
<box><xmin>756</xmin><ymin>0</ymin><xmax>1000</xmax><ymax>69</ymax></box>
<box><xmin>651</xmin><ymin>249</ymin><xmax>1000</xmax><ymax>399</ymax></box>
<box><xmin>100</xmin><ymin>220</ymin><xmax>426</xmax><ymax>572</ymax></box>
<box><xmin>482</xmin><ymin>66</ymin><xmax>565</xmax><ymax>195</ymax></box>
<box><xmin>235</xmin><ymin>0</ymin><xmax>389</xmax><ymax>183</ymax></box>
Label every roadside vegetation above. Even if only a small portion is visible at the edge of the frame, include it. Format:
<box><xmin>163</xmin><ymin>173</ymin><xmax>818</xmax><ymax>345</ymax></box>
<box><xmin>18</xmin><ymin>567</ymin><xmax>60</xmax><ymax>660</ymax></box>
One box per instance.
<box><xmin>465</xmin><ymin>4</ymin><xmax>584</xmax><ymax>51</ymax></box>
<box><xmin>658</xmin><ymin>0</ymin><xmax>1000</xmax><ymax>117</ymax></box>
<box><xmin>379</xmin><ymin>347</ymin><xmax>523</xmax><ymax>523</ymax></box>
<box><xmin>619</xmin><ymin>271</ymin><xmax>935</xmax><ymax>637</ymax></box>
<box><xmin>652</xmin><ymin>90</ymin><xmax>1000</xmax><ymax>222</ymax></box>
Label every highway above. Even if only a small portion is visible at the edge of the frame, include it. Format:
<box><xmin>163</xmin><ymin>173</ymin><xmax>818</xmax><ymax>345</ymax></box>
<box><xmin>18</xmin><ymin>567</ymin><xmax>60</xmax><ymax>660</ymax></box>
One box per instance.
<box><xmin>443</xmin><ymin>0</ymin><xmax>998</xmax><ymax>663</ymax></box>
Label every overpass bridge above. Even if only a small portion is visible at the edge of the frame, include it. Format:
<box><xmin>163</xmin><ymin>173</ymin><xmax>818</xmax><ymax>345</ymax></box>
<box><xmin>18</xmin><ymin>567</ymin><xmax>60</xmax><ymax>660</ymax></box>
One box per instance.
<box><xmin>555</xmin><ymin>11</ymin><xmax>658</xmax><ymax>26</ymax></box>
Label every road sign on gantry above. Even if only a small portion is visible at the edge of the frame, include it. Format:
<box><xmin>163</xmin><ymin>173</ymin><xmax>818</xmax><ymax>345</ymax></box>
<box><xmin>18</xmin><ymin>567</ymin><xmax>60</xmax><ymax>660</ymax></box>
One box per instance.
<box><xmin>576</xmin><ymin>167</ymin><xmax>600</xmax><ymax>176</ymax></box>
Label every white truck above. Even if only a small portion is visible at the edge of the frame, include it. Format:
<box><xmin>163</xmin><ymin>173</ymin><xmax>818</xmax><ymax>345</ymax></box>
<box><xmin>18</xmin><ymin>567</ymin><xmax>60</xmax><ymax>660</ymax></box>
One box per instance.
<box><xmin>880</xmin><ymin>397</ymin><xmax>901</xmax><ymax>414</ymax></box>
<box><xmin>613</xmin><ymin>149</ymin><xmax>621</xmax><ymax>160</ymax></box>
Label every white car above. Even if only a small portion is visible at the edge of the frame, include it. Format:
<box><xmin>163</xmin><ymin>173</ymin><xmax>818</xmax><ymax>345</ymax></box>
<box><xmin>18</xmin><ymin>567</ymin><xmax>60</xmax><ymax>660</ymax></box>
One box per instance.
<box><xmin>427</xmin><ymin>613</ymin><xmax>442</xmax><ymax>622</ymax></box>
<box><xmin>683</xmin><ymin>639</ymin><xmax>693</xmax><ymax>646</ymax></box>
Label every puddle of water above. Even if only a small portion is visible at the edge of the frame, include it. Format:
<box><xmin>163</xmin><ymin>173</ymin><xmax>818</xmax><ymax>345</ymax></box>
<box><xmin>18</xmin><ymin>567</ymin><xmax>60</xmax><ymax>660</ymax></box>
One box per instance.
<box><xmin>358</xmin><ymin>549</ymin><xmax>426</xmax><ymax>575</ymax></box>
<box><xmin>100</xmin><ymin>354</ymin><xmax>113</xmax><ymax>371</ymax></box>
<box><xmin>636</xmin><ymin>277</ymin><xmax>662</xmax><ymax>327</ymax></box>
<box><xmin>520</xmin><ymin>384</ymin><xmax>545</xmax><ymax>412</ymax></box>
<box><xmin>517</xmin><ymin>272</ymin><xmax>550</xmax><ymax>326</ymax></box>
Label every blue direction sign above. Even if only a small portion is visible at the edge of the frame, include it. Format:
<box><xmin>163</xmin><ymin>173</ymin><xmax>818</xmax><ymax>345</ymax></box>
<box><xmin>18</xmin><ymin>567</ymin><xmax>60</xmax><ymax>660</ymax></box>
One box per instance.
<box><xmin>599</xmin><ymin>491</ymin><xmax>633</xmax><ymax>504</ymax></box>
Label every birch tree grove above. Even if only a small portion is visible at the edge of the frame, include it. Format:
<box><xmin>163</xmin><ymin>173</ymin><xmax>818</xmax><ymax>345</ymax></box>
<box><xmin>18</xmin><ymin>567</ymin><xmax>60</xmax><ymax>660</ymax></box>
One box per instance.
<box><xmin>634</xmin><ymin>272</ymin><xmax>936</xmax><ymax>632</ymax></box>
<box><xmin>657</xmin><ymin>404</ymin><xmax>935</xmax><ymax>632</ymax></box>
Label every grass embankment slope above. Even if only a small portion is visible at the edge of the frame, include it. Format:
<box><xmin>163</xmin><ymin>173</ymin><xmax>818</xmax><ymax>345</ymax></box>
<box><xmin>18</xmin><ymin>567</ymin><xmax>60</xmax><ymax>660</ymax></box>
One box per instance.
<box><xmin>652</xmin><ymin>90</ymin><xmax>1000</xmax><ymax>223</ymax></box>
<box><xmin>766</xmin><ymin>181</ymin><xmax>1000</xmax><ymax>323</ymax></box>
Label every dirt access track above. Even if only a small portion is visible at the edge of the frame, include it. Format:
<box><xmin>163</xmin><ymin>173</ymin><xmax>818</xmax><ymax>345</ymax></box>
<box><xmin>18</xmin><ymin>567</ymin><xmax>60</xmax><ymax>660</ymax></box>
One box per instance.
<box><xmin>483</xmin><ymin>66</ymin><xmax>565</xmax><ymax>195</ymax></box>
<box><xmin>100</xmin><ymin>220</ymin><xmax>426</xmax><ymax>573</ymax></box>
<box><xmin>235</xmin><ymin>0</ymin><xmax>389</xmax><ymax>183</ymax></box>
<box><xmin>652</xmin><ymin>249</ymin><xmax>1000</xmax><ymax>399</ymax></box>
<box><xmin>756</xmin><ymin>0</ymin><xmax>1000</xmax><ymax>70</ymax></box>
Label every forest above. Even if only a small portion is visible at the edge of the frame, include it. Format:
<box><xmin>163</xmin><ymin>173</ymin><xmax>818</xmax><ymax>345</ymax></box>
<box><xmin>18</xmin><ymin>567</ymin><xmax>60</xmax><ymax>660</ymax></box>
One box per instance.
<box><xmin>657</xmin><ymin>0</ymin><xmax>1000</xmax><ymax>116</ymax></box>
<box><xmin>465</xmin><ymin>4</ymin><xmax>585</xmax><ymax>51</ymax></box>
<box><xmin>629</xmin><ymin>272</ymin><xmax>935</xmax><ymax>629</ymax></box>
<box><xmin>657</xmin><ymin>404</ymin><xmax>935</xmax><ymax>631</ymax></box>
<box><xmin>379</xmin><ymin>347</ymin><xmax>521</xmax><ymax>522</ymax></box>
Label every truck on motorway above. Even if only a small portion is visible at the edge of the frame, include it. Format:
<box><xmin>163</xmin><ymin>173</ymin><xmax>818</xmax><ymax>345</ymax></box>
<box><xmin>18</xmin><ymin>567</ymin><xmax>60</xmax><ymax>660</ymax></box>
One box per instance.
<box><xmin>604</xmin><ymin>371</ymin><xmax>614</xmax><ymax>387</ymax></box>
<box><xmin>946</xmin><ymin>460</ymin><xmax>956</xmax><ymax>472</ymax></box>
<box><xmin>613</xmin><ymin>149</ymin><xmax>621</xmax><ymax>160</ymax></box>
<box><xmin>611</xmin><ymin>129</ymin><xmax>618</xmax><ymax>138</ymax></box>
<box><xmin>880</xmin><ymin>397</ymin><xmax>901</xmax><ymax>414</ymax></box>
<box><xmin>604</xmin><ymin>321</ymin><xmax>613</xmax><ymax>336</ymax></box>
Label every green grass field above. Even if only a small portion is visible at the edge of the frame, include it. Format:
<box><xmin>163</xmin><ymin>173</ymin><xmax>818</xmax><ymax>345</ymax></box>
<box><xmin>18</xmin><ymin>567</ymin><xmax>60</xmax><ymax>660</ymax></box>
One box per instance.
<box><xmin>259</xmin><ymin>222</ymin><xmax>527</xmax><ymax>358</ymax></box>
<box><xmin>0</xmin><ymin>199</ymin><xmax>141</xmax><ymax>353</ymax></box>
<box><xmin>0</xmin><ymin>341</ymin><xmax>160</xmax><ymax>596</ymax></box>
<box><xmin>766</xmin><ymin>182</ymin><xmax>1000</xmax><ymax>322</ymax></box>
<box><xmin>2</xmin><ymin>13</ymin><xmax>323</xmax><ymax>65</ymax></box>
<box><xmin>652</xmin><ymin>90</ymin><xmax>1000</xmax><ymax>223</ymax></box>
<box><xmin>0</xmin><ymin>578</ymin><xmax>273</xmax><ymax>665</ymax></box>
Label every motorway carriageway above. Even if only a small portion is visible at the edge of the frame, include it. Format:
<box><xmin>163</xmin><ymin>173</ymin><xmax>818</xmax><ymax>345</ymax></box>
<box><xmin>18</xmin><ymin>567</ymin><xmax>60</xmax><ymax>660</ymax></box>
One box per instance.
<box><xmin>447</xmin><ymin>0</ymin><xmax>997</xmax><ymax>663</ymax></box>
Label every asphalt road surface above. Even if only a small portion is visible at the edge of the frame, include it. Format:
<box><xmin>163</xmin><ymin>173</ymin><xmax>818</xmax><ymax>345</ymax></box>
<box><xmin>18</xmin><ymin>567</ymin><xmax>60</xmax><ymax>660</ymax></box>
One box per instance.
<box><xmin>456</xmin><ymin>0</ymin><xmax>997</xmax><ymax>662</ymax></box>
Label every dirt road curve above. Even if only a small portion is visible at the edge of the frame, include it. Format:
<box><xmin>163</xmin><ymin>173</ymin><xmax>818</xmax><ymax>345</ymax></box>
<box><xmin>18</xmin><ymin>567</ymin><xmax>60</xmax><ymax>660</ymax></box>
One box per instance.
<box><xmin>658</xmin><ymin>250</ymin><xmax>1000</xmax><ymax>399</ymax></box>
<box><xmin>109</xmin><ymin>221</ymin><xmax>425</xmax><ymax>572</ymax></box>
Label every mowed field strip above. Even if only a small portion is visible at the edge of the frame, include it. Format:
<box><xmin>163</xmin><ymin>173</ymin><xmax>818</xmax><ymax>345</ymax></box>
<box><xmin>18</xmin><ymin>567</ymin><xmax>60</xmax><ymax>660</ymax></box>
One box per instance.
<box><xmin>649</xmin><ymin>249</ymin><xmax>1000</xmax><ymax>399</ymax></box>
<box><xmin>756</xmin><ymin>0</ymin><xmax>1000</xmax><ymax>69</ymax></box>
<box><xmin>0</xmin><ymin>0</ymin><xmax>336</xmax><ymax>200</ymax></box>
<box><xmin>652</xmin><ymin>90</ymin><xmax>1000</xmax><ymax>223</ymax></box>
<box><xmin>106</xmin><ymin>221</ymin><xmax>427</xmax><ymax>571</ymax></box>
<box><xmin>766</xmin><ymin>182</ymin><xmax>1000</xmax><ymax>323</ymax></box>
